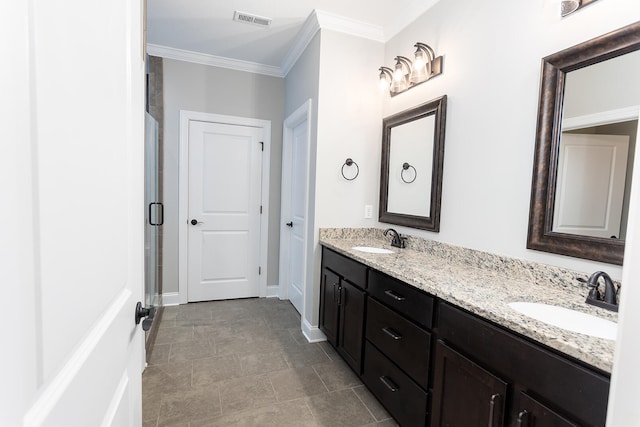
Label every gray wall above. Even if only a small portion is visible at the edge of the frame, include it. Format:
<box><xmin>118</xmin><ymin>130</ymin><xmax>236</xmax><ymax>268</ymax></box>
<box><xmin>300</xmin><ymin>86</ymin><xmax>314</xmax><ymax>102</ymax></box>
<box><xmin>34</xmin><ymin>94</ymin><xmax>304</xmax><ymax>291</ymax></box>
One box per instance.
<box><xmin>162</xmin><ymin>60</ymin><xmax>285</xmax><ymax>293</ymax></box>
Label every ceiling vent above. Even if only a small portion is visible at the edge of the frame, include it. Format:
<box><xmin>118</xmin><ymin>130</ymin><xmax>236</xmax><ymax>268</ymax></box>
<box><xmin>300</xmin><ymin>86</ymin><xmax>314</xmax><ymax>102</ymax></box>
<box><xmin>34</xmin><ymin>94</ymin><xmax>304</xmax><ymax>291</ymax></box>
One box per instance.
<box><xmin>233</xmin><ymin>11</ymin><xmax>272</xmax><ymax>27</ymax></box>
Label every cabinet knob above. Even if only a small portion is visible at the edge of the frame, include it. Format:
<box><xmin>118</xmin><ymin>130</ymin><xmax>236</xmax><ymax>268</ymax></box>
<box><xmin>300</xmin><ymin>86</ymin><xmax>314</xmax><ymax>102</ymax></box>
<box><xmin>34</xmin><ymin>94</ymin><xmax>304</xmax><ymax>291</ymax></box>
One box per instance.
<box><xmin>384</xmin><ymin>289</ymin><xmax>406</xmax><ymax>301</ymax></box>
<box><xmin>382</xmin><ymin>327</ymin><xmax>403</xmax><ymax>340</ymax></box>
<box><xmin>379</xmin><ymin>376</ymin><xmax>399</xmax><ymax>392</ymax></box>
<box><xmin>488</xmin><ymin>393</ymin><xmax>501</xmax><ymax>427</ymax></box>
<box><xmin>517</xmin><ymin>410</ymin><xmax>530</xmax><ymax>427</ymax></box>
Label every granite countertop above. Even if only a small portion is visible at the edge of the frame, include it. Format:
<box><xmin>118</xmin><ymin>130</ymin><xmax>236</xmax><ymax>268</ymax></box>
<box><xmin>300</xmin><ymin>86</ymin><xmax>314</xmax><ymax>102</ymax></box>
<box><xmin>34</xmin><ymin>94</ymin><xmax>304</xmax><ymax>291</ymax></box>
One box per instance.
<box><xmin>319</xmin><ymin>229</ymin><xmax>618</xmax><ymax>373</ymax></box>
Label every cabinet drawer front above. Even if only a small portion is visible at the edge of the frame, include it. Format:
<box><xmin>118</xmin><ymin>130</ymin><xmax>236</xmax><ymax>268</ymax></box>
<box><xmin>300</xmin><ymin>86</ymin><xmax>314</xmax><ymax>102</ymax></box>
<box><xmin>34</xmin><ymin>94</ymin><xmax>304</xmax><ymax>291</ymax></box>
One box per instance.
<box><xmin>363</xmin><ymin>342</ymin><xmax>428</xmax><ymax>427</ymax></box>
<box><xmin>322</xmin><ymin>247</ymin><xmax>367</xmax><ymax>289</ymax></box>
<box><xmin>366</xmin><ymin>298</ymin><xmax>431</xmax><ymax>388</ymax></box>
<box><xmin>368</xmin><ymin>270</ymin><xmax>434</xmax><ymax>328</ymax></box>
<box><xmin>438</xmin><ymin>303</ymin><xmax>610</xmax><ymax>427</ymax></box>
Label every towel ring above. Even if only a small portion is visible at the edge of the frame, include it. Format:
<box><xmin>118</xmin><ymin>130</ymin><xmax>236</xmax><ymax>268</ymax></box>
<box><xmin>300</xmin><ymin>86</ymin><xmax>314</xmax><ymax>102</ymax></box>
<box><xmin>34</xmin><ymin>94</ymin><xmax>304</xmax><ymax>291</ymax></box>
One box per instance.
<box><xmin>401</xmin><ymin>162</ymin><xmax>417</xmax><ymax>183</ymax></box>
<box><xmin>341</xmin><ymin>158</ymin><xmax>359</xmax><ymax>181</ymax></box>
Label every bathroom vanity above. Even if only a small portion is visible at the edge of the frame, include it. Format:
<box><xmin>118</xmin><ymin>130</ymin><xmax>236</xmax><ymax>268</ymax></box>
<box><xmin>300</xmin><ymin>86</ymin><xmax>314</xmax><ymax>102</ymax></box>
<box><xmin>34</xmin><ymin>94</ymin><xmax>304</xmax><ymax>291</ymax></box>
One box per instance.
<box><xmin>319</xmin><ymin>229</ymin><xmax>616</xmax><ymax>427</ymax></box>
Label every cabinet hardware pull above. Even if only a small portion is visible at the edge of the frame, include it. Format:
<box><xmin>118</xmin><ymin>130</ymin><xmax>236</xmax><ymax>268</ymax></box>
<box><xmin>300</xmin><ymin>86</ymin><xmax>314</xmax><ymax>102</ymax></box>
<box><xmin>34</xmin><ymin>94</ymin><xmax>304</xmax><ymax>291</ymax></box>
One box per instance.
<box><xmin>379</xmin><ymin>376</ymin><xmax>399</xmax><ymax>392</ymax></box>
<box><xmin>488</xmin><ymin>393</ymin><xmax>500</xmax><ymax>427</ymax></box>
<box><xmin>517</xmin><ymin>410</ymin><xmax>529</xmax><ymax>427</ymax></box>
<box><xmin>382</xmin><ymin>327</ymin><xmax>402</xmax><ymax>340</ymax></box>
<box><xmin>384</xmin><ymin>289</ymin><xmax>406</xmax><ymax>301</ymax></box>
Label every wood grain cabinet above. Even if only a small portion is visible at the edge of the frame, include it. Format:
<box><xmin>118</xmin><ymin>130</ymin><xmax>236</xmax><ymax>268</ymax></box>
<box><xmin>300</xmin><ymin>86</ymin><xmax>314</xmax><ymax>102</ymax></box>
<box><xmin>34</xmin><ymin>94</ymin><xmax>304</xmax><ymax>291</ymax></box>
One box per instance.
<box><xmin>434</xmin><ymin>302</ymin><xmax>610</xmax><ymax>427</ymax></box>
<box><xmin>363</xmin><ymin>271</ymin><xmax>434</xmax><ymax>427</ymax></box>
<box><xmin>318</xmin><ymin>246</ymin><xmax>611</xmax><ymax>427</ymax></box>
<box><xmin>319</xmin><ymin>248</ymin><xmax>367</xmax><ymax>374</ymax></box>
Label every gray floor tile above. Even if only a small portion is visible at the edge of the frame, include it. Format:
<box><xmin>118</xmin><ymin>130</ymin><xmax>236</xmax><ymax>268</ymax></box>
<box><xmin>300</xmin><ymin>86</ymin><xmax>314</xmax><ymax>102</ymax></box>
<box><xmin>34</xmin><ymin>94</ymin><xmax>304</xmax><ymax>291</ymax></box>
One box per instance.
<box><xmin>158</xmin><ymin>385</ymin><xmax>221</xmax><ymax>422</ymax></box>
<box><xmin>190</xmin><ymin>398</ymin><xmax>318</xmax><ymax>427</ymax></box>
<box><xmin>192</xmin><ymin>354</ymin><xmax>243</xmax><ymax>387</ymax></box>
<box><xmin>306</xmin><ymin>389</ymin><xmax>376</xmax><ymax>427</ymax></box>
<box><xmin>169</xmin><ymin>340</ymin><xmax>216</xmax><ymax>362</ymax></box>
<box><xmin>353</xmin><ymin>385</ymin><xmax>393</xmax><ymax>421</ymax></box>
<box><xmin>144</xmin><ymin>298</ymin><xmax>390</xmax><ymax>426</ymax></box>
<box><xmin>282</xmin><ymin>344</ymin><xmax>331</xmax><ymax>368</ymax></box>
<box><xmin>313</xmin><ymin>359</ymin><xmax>362</xmax><ymax>391</ymax></box>
<box><xmin>148</xmin><ymin>343</ymin><xmax>171</xmax><ymax>365</ymax></box>
<box><xmin>143</xmin><ymin>361</ymin><xmax>193</xmax><ymax>395</ymax></box>
<box><xmin>239</xmin><ymin>351</ymin><xmax>289</xmax><ymax>376</ymax></box>
<box><xmin>155</xmin><ymin>326</ymin><xmax>194</xmax><ymax>345</ymax></box>
<box><xmin>218</xmin><ymin>373</ymin><xmax>278</xmax><ymax>414</ymax></box>
<box><xmin>268</xmin><ymin>366</ymin><xmax>328</xmax><ymax>402</ymax></box>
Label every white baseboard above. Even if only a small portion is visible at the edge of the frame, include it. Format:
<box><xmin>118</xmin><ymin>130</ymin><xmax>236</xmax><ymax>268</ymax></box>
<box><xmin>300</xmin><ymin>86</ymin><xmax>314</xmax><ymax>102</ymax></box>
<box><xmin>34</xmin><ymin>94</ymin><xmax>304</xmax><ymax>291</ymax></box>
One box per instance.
<box><xmin>302</xmin><ymin>318</ymin><xmax>326</xmax><ymax>343</ymax></box>
<box><xmin>266</xmin><ymin>285</ymin><xmax>280</xmax><ymax>298</ymax></box>
<box><xmin>161</xmin><ymin>292</ymin><xmax>181</xmax><ymax>306</ymax></box>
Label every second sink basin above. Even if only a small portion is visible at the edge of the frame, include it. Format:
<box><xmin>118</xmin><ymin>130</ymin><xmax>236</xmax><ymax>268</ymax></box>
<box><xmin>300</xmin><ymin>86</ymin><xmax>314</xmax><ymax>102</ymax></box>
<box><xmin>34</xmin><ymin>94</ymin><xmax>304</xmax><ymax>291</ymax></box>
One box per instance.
<box><xmin>508</xmin><ymin>302</ymin><xmax>617</xmax><ymax>340</ymax></box>
<box><xmin>352</xmin><ymin>246</ymin><xmax>394</xmax><ymax>254</ymax></box>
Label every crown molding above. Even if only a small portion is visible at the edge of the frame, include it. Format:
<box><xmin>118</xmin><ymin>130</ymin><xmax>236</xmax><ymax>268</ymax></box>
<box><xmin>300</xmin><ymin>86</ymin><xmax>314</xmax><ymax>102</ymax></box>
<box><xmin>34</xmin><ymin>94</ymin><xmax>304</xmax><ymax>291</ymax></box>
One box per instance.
<box><xmin>314</xmin><ymin>10</ymin><xmax>385</xmax><ymax>43</ymax></box>
<box><xmin>279</xmin><ymin>11</ymin><xmax>322</xmax><ymax>77</ymax></box>
<box><xmin>146</xmin><ymin>44</ymin><xmax>284</xmax><ymax>78</ymax></box>
<box><xmin>148</xmin><ymin>9</ymin><xmax>385</xmax><ymax>78</ymax></box>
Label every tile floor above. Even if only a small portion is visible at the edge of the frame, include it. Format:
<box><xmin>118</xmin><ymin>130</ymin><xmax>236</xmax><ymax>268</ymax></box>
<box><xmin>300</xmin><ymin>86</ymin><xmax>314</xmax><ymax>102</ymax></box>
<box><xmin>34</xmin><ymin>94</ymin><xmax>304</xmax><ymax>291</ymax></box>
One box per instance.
<box><xmin>143</xmin><ymin>297</ymin><xmax>397</xmax><ymax>427</ymax></box>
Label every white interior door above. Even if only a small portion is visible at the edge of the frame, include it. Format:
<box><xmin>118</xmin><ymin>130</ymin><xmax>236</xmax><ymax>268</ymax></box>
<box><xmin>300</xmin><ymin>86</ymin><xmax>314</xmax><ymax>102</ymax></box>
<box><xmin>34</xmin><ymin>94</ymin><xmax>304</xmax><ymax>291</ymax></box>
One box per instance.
<box><xmin>187</xmin><ymin>120</ymin><xmax>263</xmax><ymax>302</ymax></box>
<box><xmin>3</xmin><ymin>0</ymin><xmax>146</xmax><ymax>425</ymax></box>
<box><xmin>287</xmin><ymin>121</ymin><xmax>309</xmax><ymax>313</ymax></box>
<box><xmin>554</xmin><ymin>133</ymin><xmax>630</xmax><ymax>238</ymax></box>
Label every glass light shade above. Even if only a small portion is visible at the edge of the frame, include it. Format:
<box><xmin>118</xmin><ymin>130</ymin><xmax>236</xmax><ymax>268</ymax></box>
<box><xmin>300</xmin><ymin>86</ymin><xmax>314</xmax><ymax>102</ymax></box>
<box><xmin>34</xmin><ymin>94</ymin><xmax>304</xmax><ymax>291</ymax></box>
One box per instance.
<box><xmin>379</xmin><ymin>71</ymin><xmax>390</xmax><ymax>91</ymax></box>
<box><xmin>390</xmin><ymin>62</ymin><xmax>408</xmax><ymax>92</ymax></box>
<box><xmin>410</xmin><ymin>50</ymin><xmax>428</xmax><ymax>84</ymax></box>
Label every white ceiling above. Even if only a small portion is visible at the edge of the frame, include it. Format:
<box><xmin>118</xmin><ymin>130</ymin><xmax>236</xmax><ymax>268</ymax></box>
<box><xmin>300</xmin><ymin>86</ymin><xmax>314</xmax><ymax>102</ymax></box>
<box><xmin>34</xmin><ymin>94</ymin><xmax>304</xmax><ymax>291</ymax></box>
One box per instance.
<box><xmin>147</xmin><ymin>0</ymin><xmax>440</xmax><ymax>74</ymax></box>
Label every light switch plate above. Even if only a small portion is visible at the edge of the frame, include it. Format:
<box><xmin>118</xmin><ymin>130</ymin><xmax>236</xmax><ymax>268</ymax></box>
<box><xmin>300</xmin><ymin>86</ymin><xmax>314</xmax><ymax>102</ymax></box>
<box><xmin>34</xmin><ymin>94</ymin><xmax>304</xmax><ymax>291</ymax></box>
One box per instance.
<box><xmin>364</xmin><ymin>205</ymin><xmax>373</xmax><ymax>219</ymax></box>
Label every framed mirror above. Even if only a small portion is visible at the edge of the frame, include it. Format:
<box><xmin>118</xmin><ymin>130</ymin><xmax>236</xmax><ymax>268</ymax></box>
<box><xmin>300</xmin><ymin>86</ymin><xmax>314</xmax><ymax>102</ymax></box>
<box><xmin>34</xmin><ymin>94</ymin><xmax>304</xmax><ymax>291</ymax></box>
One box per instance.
<box><xmin>379</xmin><ymin>95</ymin><xmax>447</xmax><ymax>231</ymax></box>
<box><xmin>527</xmin><ymin>21</ymin><xmax>640</xmax><ymax>265</ymax></box>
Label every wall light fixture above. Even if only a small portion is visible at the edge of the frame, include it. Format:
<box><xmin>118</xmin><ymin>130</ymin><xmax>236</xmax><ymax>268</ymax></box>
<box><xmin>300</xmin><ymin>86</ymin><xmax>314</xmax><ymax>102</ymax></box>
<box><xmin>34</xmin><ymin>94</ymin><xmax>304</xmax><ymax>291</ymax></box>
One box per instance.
<box><xmin>379</xmin><ymin>42</ymin><xmax>443</xmax><ymax>96</ymax></box>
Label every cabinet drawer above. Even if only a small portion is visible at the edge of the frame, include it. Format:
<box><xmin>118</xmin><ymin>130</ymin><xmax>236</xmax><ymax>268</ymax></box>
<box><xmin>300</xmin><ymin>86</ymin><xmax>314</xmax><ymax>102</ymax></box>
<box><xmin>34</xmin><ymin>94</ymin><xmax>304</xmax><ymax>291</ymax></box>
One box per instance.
<box><xmin>363</xmin><ymin>342</ymin><xmax>429</xmax><ymax>427</ymax></box>
<box><xmin>366</xmin><ymin>298</ymin><xmax>431</xmax><ymax>389</ymax></box>
<box><xmin>368</xmin><ymin>270</ymin><xmax>434</xmax><ymax>329</ymax></box>
<box><xmin>322</xmin><ymin>247</ymin><xmax>367</xmax><ymax>289</ymax></box>
<box><xmin>438</xmin><ymin>303</ymin><xmax>610</xmax><ymax>427</ymax></box>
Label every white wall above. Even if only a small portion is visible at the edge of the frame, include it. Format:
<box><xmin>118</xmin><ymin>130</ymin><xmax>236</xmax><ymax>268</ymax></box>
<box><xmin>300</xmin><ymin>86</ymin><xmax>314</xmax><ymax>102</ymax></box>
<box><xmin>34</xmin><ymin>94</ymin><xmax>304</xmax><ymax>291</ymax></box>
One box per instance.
<box><xmin>163</xmin><ymin>60</ymin><xmax>285</xmax><ymax>293</ymax></box>
<box><xmin>375</xmin><ymin>0</ymin><xmax>640</xmax><ymax>279</ymax></box>
<box><xmin>306</xmin><ymin>30</ymin><xmax>385</xmax><ymax>326</ymax></box>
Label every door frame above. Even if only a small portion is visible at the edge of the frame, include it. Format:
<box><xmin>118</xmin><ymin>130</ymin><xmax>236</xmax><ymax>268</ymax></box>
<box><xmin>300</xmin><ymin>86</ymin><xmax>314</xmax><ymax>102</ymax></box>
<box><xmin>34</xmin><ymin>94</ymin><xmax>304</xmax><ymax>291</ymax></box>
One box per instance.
<box><xmin>178</xmin><ymin>110</ymin><xmax>271</xmax><ymax>304</ymax></box>
<box><xmin>278</xmin><ymin>100</ymin><xmax>314</xmax><ymax>328</ymax></box>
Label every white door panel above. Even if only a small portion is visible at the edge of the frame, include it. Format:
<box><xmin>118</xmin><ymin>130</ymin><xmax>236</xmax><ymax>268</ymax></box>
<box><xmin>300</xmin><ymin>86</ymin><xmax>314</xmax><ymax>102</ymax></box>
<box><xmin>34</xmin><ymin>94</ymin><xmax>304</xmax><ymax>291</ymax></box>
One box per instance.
<box><xmin>554</xmin><ymin>133</ymin><xmax>629</xmax><ymax>238</ymax></box>
<box><xmin>188</xmin><ymin>121</ymin><xmax>263</xmax><ymax>301</ymax></box>
<box><xmin>280</xmin><ymin>107</ymin><xmax>310</xmax><ymax>315</ymax></box>
<box><xmin>7</xmin><ymin>0</ymin><xmax>146</xmax><ymax>424</ymax></box>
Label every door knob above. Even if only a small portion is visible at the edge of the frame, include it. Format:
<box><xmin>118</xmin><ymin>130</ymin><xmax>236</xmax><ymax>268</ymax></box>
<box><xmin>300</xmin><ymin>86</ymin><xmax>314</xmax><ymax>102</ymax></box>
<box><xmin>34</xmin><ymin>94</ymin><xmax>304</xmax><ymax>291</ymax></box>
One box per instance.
<box><xmin>190</xmin><ymin>219</ymin><xmax>203</xmax><ymax>225</ymax></box>
<box><xmin>286</xmin><ymin>222</ymin><xmax>293</xmax><ymax>227</ymax></box>
<box><xmin>135</xmin><ymin>301</ymin><xmax>152</xmax><ymax>330</ymax></box>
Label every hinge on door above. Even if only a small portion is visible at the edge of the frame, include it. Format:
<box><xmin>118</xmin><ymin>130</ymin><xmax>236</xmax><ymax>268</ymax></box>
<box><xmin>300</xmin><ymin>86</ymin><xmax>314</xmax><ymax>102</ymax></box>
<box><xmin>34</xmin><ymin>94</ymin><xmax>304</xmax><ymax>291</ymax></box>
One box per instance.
<box><xmin>260</xmin><ymin>205</ymin><xmax>263</xmax><ymax>214</ymax></box>
<box><xmin>259</xmin><ymin>266</ymin><xmax>262</xmax><ymax>275</ymax></box>
<box><xmin>259</xmin><ymin>141</ymin><xmax>264</xmax><ymax>151</ymax></box>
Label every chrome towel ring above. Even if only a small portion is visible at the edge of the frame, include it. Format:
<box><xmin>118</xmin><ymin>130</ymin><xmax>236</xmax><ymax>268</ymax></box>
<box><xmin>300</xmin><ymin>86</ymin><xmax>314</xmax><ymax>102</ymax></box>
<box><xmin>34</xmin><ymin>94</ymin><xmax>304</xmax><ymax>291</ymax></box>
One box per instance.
<box><xmin>341</xmin><ymin>158</ymin><xmax>359</xmax><ymax>181</ymax></box>
<box><xmin>401</xmin><ymin>162</ymin><xmax>417</xmax><ymax>183</ymax></box>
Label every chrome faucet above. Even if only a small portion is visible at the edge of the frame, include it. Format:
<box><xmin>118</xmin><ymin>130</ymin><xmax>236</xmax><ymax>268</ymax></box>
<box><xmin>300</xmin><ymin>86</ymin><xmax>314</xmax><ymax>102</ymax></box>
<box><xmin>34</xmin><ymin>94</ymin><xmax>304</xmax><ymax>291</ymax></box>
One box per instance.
<box><xmin>384</xmin><ymin>228</ymin><xmax>406</xmax><ymax>248</ymax></box>
<box><xmin>585</xmin><ymin>271</ymin><xmax>618</xmax><ymax>311</ymax></box>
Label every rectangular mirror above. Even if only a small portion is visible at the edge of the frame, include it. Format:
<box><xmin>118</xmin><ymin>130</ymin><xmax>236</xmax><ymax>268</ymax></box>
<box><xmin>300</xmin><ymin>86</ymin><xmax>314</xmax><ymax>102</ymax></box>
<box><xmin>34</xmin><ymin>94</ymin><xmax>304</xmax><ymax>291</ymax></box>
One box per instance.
<box><xmin>527</xmin><ymin>21</ymin><xmax>640</xmax><ymax>265</ymax></box>
<box><xmin>379</xmin><ymin>95</ymin><xmax>447</xmax><ymax>231</ymax></box>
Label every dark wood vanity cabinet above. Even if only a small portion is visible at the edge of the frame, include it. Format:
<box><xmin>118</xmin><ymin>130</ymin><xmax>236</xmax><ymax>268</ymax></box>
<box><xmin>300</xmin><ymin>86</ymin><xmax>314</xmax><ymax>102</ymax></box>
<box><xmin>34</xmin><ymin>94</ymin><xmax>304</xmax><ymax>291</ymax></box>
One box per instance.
<box><xmin>435</xmin><ymin>302</ymin><xmax>610</xmax><ymax>427</ymax></box>
<box><xmin>319</xmin><ymin>246</ymin><xmax>610</xmax><ymax>427</ymax></box>
<box><xmin>319</xmin><ymin>248</ymin><xmax>367</xmax><ymax>374</ymax></box>
<box><xmin>363</xmin><ymin>271</ymin><xmax>434</xmax><ymax>427</ymax></box>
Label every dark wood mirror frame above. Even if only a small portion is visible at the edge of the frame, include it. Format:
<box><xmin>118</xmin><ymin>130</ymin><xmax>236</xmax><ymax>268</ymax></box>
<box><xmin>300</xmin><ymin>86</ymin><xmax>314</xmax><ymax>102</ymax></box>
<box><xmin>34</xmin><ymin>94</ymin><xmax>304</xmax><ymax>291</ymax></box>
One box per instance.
<box><xmin>527</xmin><ymin>21</ymin><xmax>640</xmax><ymax>265</ymax></box>
<box><xmin>379</xmin><ymin>95</ymin><xmax>447</xmax><ymax>231</ymax></box>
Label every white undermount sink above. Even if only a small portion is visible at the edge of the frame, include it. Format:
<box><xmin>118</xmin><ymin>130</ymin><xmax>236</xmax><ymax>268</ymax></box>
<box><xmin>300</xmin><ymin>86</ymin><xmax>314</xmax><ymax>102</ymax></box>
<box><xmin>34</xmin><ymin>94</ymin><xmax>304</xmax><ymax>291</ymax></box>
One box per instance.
<box><xmin>352</xmin><ymin>246</ymin><xmax>394</xmax><ymax>254</ymax></box>
<box><xmin>508</xmin><ymin>302</ymin><xmax>617</xmax><ymax>340</ymax></box>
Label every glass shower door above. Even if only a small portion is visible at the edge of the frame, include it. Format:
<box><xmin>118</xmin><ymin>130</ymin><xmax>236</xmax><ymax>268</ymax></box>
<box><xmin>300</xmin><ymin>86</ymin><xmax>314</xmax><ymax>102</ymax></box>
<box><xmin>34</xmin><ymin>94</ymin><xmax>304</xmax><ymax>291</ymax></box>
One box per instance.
<box><xmin>144</xmin><ymin>112</ymin><xmax>161</xmax><ymax>330</ymax></box>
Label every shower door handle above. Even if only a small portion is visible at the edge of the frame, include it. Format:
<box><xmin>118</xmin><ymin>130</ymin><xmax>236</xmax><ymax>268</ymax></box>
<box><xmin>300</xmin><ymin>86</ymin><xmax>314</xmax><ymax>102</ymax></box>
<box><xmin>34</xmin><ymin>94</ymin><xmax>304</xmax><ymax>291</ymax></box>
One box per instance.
<box><xmin>148</xmin><ymin>202</ymin><xmax>164</xmax><ymax>226</ymax></box>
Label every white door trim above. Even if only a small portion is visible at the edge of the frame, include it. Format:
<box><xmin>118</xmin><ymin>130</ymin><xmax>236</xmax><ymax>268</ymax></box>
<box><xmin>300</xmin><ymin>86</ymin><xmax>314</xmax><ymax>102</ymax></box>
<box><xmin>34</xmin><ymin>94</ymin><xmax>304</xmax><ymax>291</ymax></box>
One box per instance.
<box><xmin>179</xmin><ymin>110</ymin><xmax>271</xmax><ymax>304</ymax></box>
<box><xmin>279</xmin><ymin>100</ymin><xmax>312</xmax><ymax>308</ymax></box>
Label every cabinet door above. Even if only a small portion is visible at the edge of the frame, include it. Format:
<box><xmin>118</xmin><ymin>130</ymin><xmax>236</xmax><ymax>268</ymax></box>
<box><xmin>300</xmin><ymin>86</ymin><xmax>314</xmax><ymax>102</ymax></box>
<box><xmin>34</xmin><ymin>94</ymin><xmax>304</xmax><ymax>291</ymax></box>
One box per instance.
<box><xmin>514</xmin><ymin>392</ymin><xmax>578</xmax><ymax>427</ymax></box>
<box><xmin>319</xmin><ymin>267</ymin><xmax>340</xmax><ymax>346</ymax></box>
<box><xmin>338</xmin><ymin>280</ymin><xmax>366</xmax><ymax>374</ymax></box>
<box><xmin>432</xmin><ymin>340</ymin><xmax>508</xmax><ymax>427</ymax></box>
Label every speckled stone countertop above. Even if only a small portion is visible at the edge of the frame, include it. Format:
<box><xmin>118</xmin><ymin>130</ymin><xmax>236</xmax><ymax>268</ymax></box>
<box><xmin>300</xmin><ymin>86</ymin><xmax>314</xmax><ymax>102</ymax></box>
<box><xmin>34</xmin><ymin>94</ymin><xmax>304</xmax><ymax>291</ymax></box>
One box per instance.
<box><xmin>319</xmin><ymin>228</ymin><xmax>618</xmax><ymax>373</ymax></box>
